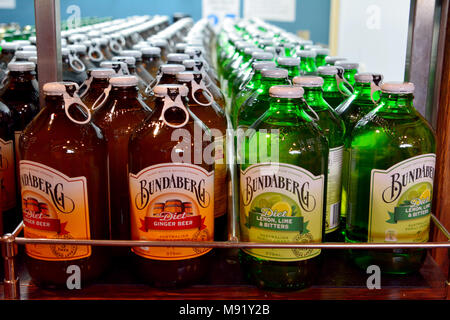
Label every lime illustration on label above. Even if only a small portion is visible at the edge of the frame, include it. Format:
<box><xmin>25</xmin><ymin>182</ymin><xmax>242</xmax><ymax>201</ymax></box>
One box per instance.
<box><xmin>240</xmin><ymin>163</ymin><xmax>324</xmax><ymax>262</ymax></box>
<box><xmin>368</xmin><ymin>154</ymin><xmax>435</xmax><ymax>243</ymax></box>
<box><xmin>20</xmin><ymin>160</ymin><xmax>91</xmax><ymax>261</ymax></box>
<box><xmin>129</xmin><ymin>163</ymin><xmax>214</xmax><ymax>261</ymax></box>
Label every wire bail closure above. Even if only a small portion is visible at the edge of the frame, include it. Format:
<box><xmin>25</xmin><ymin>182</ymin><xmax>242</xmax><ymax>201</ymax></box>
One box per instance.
<box><xmin>335</xmin><ymin>66</ymin><xmax>353</xmax><ymax>96</ymax></box>
<box><xmin>159</xmin><ymin>89</ymin><xmax>190</xmax><ymax>128</ymax></box>
<box><xmin>61</xmin><ymin>83</ymin><xmax>92</xmax><ymax>125</ymax></box>
<box><xmin>191</xmin><ymin>75</ymin><xmax>213</xmax><ymax>106</ymax></box>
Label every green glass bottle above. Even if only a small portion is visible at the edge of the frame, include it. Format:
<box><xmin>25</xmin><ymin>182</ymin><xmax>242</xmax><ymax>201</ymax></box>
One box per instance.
<box><xmin>318</xmin><ymin>66</ymin><xmax>352</xmax><ymax>109</ymax></box>
<box><xmin>346</xmin><ymin>82</ymin><xmax>435</xmax><ymax>274</ymax></box>
<box><xmin>231</xmin><ymin>61</ymin><xmax>276</xmax><ymax>127</ymax></box>
<box><xmin>336</xmin><ymin>73</ymin><xmax>381</xmax><ymax>230</ymax></box>
<box><xmin>239</xmin><ymin>85</ymin><xmax>328</xmax><ymax>291</ymax></box>
<box><xmin>335</xmin><ymin>61</ymin><xmax>359</xmax><ymax>87</ymax></box>
<box><xmin>297</xmin><ymin>50</ymin><xmax>317</xmax><ymax>75</ymax></box>
<box><xmin>230</xmin><ymin>52</ymin><xmax>273</xmax><ymax>102</ymax></box>
<box><xmin>236</xmin><ymin>68</ymin><xmax>289</xmax><ymax>130</ymax></box>
<box><xmin>313</xmin><ymin>48</ymin><xmax>330</xmax><ymax>67</ymax></box>
<box><xmin>276</xmin><ymin>57</ymin><xmax>301</xmax><ymax>80</ymax></box>
<box><xmin>294</xmin><ymin>76</ymin><xmax>345</xmax><ymax>242</ymax></box>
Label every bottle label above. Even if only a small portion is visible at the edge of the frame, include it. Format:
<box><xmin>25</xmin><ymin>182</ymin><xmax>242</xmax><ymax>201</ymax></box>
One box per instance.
<box><xmin>129</xmin><ymin>163</ymin><xmax>214</xmax><ymax>260</ymax></box>
<box><xmin>240</xmin><ymin>163</ymin><xmax>324</xmax><ymax>262</ymax></box>
<box><xmin>0</xmin><ymin>137</ymin><xmax>16</xmax><ymax>210</ymax></box>
<box><xmin>368</xmin><ymin>154</ymin><xmax>435</xmax><ymax>243</ymax></box>
<box><xmin>325</xmin><ymin>146</ymin><xmax>343</xmax><ymax>233</ymax></box>
<box><xmin>19</xmin><ymin>160</ymin><xmax>91</xmax><ymax>261</ymax></box>
<box><xmin>214</xmin><ymin>135</ymin><xmax>227</xmax><ymax>218</ymax></box>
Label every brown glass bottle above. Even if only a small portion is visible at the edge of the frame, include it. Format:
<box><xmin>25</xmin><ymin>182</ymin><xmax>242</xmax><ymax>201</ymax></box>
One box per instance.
<box><xmin>19</xmin><ymin>82</ymin><xmax>110</xmax><ymax>287</ymax></box>
<box><xmin>62</xmin><ymin>48</ymin><xmax>88</xmax><ymax>86</ymax></box>
<box><xmin>0</xmin><ymin>42</ymin><xmax>18</xmax><ymax>82</ymax></box>
<box><xmin>92</xmin><ymin>76</ymin><xmax>152</xmax><ymax>244</ymax></box>
<box><xmin>0</xmin><ymin>94</ymin><xmax>15</xmax><ymax>232</ymax></box>
<box><xmin>119</xmin><ymin>50</ymin><xmax>154</xmax><ymax>85</ymax></box>
<box><xmin>183</xmin><ymin>59</ymin><xmax>225</xmax><ymax>109</ymax></box>
<box><xmin>0</xmin><ymin>61</ymin><xmax>40</xmax><ymax>231</ymax></box>
<box><xmin>141</xmin><ymin>47</ymin><xmax>163</xmax><ymax>78</ymax></box>
<box><xmin>148</xmin><ymin>39</ymin><xmax>169</xmax><ymax>63</ymax></box>
<box><xmin>176</xmin><ymin>71</ymin><xmax>228</xmax><ymax>240</ymax></box>
<box><xmin>128</xmin><ymin>84</ymin><xmax>214</xmax><ymax>287</ymax></box>
<box><xmin>79</xmin><ymin>68</ymin><xmax>116</xmax><ymax>110</ymax></box>
<box><xmin>111</xmin><ymin>56</ymin><xmax>153</xmax><ymax>108</ymax></box>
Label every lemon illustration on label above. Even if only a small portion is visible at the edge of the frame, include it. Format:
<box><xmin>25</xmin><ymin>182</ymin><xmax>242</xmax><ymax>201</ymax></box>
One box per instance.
<box><xmin>398</xmin><ymin>182</ymin><xmax>432</xmax><ymax>206</ymax></box>
<box><xmin>271</xmin><ymin>201</ymin><xmax>292</xmax><ymax>216</ymax></box>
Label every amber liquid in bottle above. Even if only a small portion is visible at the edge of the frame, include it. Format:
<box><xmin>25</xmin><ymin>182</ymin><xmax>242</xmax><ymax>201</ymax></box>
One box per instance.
<box><xmin>19</xmin><ymin>82</ymin><xmax>110</xmax><ymax>287</ymax></box>
<box><xmin>0</xmin><ymin>100</ymin><xmax>15</xmax><ymax>232</ymax></box>
<box><xmin>177</xmin><ymin>73</ymin><xmax>229</xmax><ymax>240</ymax></box>
<box><xmin>92</xmin><ymin>77</ymin><xmax>152</xmax><ymax>246</ymax></box>
<box><xmin>0</xmin><ymin>66</ymin><xmax>40</xmax><ymax>230</ymax></box>
<box><xmin>128</xmin><ymin>84</ymin><xmax>214</xmax><ymax>287</ymax></box>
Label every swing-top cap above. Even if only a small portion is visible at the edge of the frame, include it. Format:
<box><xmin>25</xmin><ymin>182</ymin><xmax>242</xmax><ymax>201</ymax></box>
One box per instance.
<box><xmin>7</xmin><ymin>61</ymin><xmax>35</xmax><ymax>72</ymax></box>
<box><xmin>296</xmin><ymin>50</ymin><xmax>317</xmax><ymax>58</ymax></box>
<box><xmin>277</xmin><ymin>57</ymin><xmax>300</xmax><ymax>66</ymax></box>
<box><xmin>119</xmin><ymin>50</ymin><xmax>142</xmax><ymax>59</ymax></box>
<box><xmin>160</xmin><ymin>64</ymin><xmax>185</xmax><ymax>74</ymax></box>
<box><xmin>261</xmin><ymin>68</ymin><xmax>289</xmax><ymax>78</ymax></box>
<box><xmin>17</xmin><ymin>45</ymin><xmax>36</xmax><ymax>52</ymax></box>
<box><xmin>153</xmin><ymin>84</ymin><xmax>188</xmax><ymax>97</ymax></box>
<box><xmin>112</xmin><ymin>56</ymin><xmax>137</xmax><ymax>66</ymax></box>
<box><xmin>269</xmin><ymin>85</ymin><xmax>304</xmax><ymax>98</ymax></box>
<box><xmin>90</xmin><ymin>68</ymin><xmax>116</xmax><ymax>78</ymax></box>
<box><xmin>15</xmin><ymin>51</ymin><xmax>37</xmax><ymax>60</ymax></box>
<box><xmin>381</xmin><ymin>82</ymin><xmax>415</xmax><ymax>94</ymax></box>
<box><xmin>253</xmin><ymin>61</ymin><xmax>277</xmax><ymax>70</ymax></box>
<box><xmin>109</xmin><ymin>75</ymin><xmax>139</xmax><ymax>87</ymax></box>
<box><xmin>312</xmin><ymin>47</ymin><xmax>330</xmax><ymax>56</ymax></box>
<box><xmin>167</xmin><ymin>53</ymin><xmax>190</xmax><ymax>63</ymax></box>
<box><xmin>43</xmin><ymin>82</ymin><xmax>77</xmax><ymax>95</ymax></box>
<box><xmin>317</xmin><ymin>66</ymin><xmax>339</xmax><ymax>75</ymax></box>
<box><xmin>252</xmin><ymin>52</ymin><xmax>273</xmax><ymax>60</ymax></box>
<box><xmin>141</xmin><ymin>46</ymin><xmax>161</xmax><ymax>55</ymax></box>
<box><xmin>1</xmin><ymin>42</ymin><xmax>19</xmax><ymax>50</ymax></box>
<box><xmin>176</xmin><ymin>71</ymin><xmax>200</xmax><ymax>81</ymax></box>
<box><xmin>293</xmin><ymin>76</ymin><xmax>324</xmax><ymax>87</ymax></box>
<box><xmin>325</xmin><ymin>56</ymin><xmax>347</xmax><ymax>64</ymax></box>
<box><xmin>355</xmin><ymin>72</ymin><xmax>375</xmax><ymax>83</ymax></box>
<box><xmin>335</xmin><ymin>61</ymin><xmax>359</xmax><ymax>70</ymax></box>
<box><xmin>148</xmin><ymin>38</ymin><xmax>169</xmax><ymax>48</ymax></box>
<box><xmin>67</xmin><ymin>44</ymin><xmax>87</xmax><ymax>53</ymax></box>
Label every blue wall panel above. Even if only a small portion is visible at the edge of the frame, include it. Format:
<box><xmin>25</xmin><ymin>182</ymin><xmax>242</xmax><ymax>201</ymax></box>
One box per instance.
<box><xmin>0</xmin><ymin>0</ymin><xmax>330</xmax><ymax>44</ymax></box>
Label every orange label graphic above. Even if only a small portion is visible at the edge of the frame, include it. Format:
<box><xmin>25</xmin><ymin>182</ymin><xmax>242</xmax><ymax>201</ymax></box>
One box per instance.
<box><xmin>0</xmin><ymin>138</ymin><xmax>16</xmax><ymax>210</ymax></box>
<box><xmin>20</xmin><ymin>160</ymin><xmax>91</xmax><ymax>261</ymax></box>
<box><xmin>129</xmin><ymin>163</ymin><xmax>214</xmax><ymax>261</ymax></box>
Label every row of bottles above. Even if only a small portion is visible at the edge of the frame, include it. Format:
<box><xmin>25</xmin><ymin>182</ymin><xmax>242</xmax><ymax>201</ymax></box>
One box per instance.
<box><xmin>0</xmin><ymin>18</ymin><xmax>231</xmax><ymax>289</ymax></box>
<box><xmin>217</xmin><ymin>18</ymin><xmax>436</xmax><ymax>290</ymax></box>
<box><xmin>0</xmin><ymin>16</ymin><xmax>436</xmax><ymax>293</ymax></box>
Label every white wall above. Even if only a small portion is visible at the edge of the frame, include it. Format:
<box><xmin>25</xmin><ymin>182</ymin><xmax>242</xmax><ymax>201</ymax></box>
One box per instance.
<box><xmin>337</xmin><ymin>0</ymin><xmax>411</xmax><ymax>82</ymax></box>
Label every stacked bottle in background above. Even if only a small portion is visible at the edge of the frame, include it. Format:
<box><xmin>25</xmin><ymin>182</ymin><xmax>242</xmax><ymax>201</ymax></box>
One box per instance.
<box><xmin>0</xmin><ymin>14</ymin><xmax>437</xmax><ymax>291</ymax></box>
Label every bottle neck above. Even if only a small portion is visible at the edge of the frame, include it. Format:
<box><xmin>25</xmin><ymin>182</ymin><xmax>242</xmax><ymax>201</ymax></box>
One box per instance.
<box><xmin>258</xmin><ymin>77</ymin><xmax>289</xmax><ymax>94</ymax></box>
<box><xmin>322</xmin><ymin>74</ymin><xmax>339</xmax><ymax>93</ymax></box>
<box><xmin>303</xmin><ymin>87</ymin><xmax>328</xmax><ymax>110</ymax></box>
<box><xmin>353</xmin><ymin>82</ymin><xmax>374</xmax><ymax>101</ymax></box>
<box><xmin>378</xmin><ymin>93</ymin><xmax>414</xmax><ymax>113</ymax></box>
<box><xmin>109</xmin><ymin>86</ymin><xmax>139</xmax><ymax>102</ymax></box>
<box><xmin>267</xmin><ymin>97</ymin><xmax>311</xmax><ymax>123</ymax></box>
<box><xmin>89</xmin><ymin>77</ymin><xmax>110</xmax><ymax>91</ymax></box>
<box><xmin>343</xmin><ymin>68</ymin><xmax>357</xmax><ymax>85</ymax></box>
<box><xmin>246</xmin><ymin>70</ymin><xmax>263</xmax><ymax>89</ymax></box>
<box><xmin>300</xmin><ymin>57</ymin><xmax>317</xmax><ymax>73</ymax></box>
<box><xmin>283</xmin><ymin>65</ymin><xmax>300</xmax><ymax>78</ymax></box>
